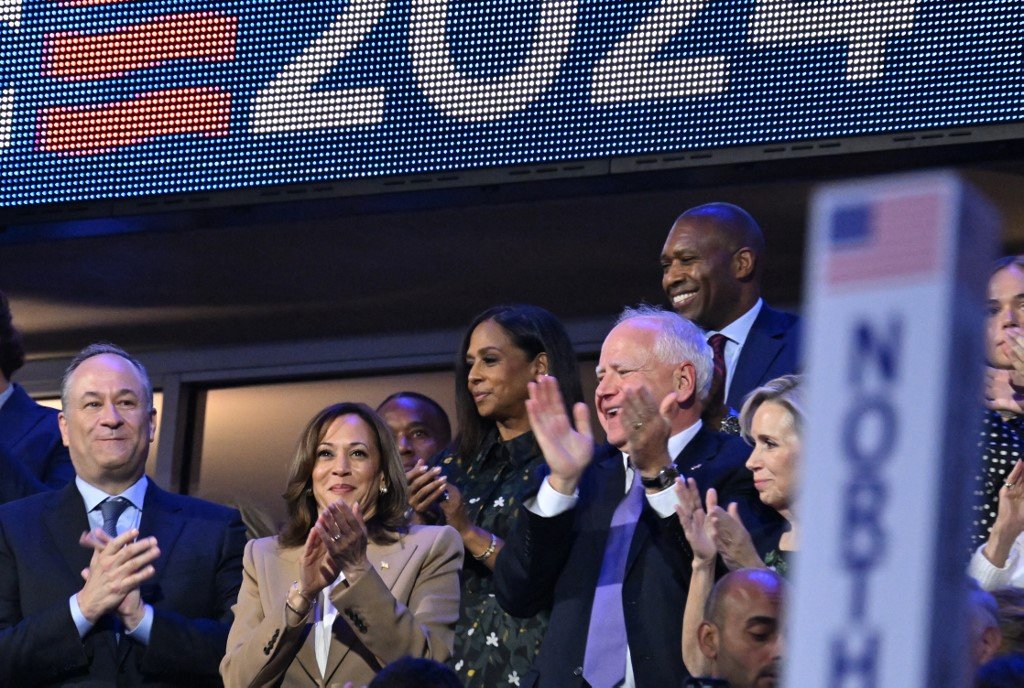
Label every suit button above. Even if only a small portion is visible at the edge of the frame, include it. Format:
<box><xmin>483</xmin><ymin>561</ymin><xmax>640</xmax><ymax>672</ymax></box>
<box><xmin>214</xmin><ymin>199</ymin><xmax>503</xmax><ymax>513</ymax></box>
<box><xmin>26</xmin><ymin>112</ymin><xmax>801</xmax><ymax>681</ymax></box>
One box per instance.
<box><xmin>573</xmin><ymin>666</ymin><xmax>583</xmax><ymax>677</ymax></box>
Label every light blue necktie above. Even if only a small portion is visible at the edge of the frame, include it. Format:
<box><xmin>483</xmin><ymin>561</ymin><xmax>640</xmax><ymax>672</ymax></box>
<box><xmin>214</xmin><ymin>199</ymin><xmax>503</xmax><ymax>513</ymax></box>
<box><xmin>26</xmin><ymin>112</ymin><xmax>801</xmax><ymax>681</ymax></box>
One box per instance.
<box><xmin>583</xmin><ymin>470</ymin><xmax>644</xmax><ymax>688</ymax></box>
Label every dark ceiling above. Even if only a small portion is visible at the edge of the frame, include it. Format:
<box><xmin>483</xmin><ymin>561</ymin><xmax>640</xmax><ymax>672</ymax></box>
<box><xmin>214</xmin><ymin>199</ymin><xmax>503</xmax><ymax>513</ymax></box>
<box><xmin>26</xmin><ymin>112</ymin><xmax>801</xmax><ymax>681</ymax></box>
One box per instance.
<box><xmin>3</xmin><ymin>141</ymin><xmax>1024</xmax><ymax>361</ymax></box>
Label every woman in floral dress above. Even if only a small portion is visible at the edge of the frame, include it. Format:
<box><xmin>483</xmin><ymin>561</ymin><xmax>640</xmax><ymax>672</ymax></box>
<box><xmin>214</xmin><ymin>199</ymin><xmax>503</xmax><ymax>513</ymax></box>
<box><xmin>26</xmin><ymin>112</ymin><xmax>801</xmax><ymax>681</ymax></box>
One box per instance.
<box><xmin>407</xmin><ymin>304</ymin><xmax>583</xmax><ymax>686</ymax></box>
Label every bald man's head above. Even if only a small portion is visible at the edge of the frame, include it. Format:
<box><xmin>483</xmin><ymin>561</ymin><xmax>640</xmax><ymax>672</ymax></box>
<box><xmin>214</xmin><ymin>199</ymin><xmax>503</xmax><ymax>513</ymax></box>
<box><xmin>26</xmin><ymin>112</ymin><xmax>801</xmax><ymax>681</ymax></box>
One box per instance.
<box><xmin>698</xmin><ymin>568</ymin><xmax>784</xmax><ymax>688</ymax></box>
<box><xmin>661</xmin><ymin>202</ymin><xmax>766</xmax><ymax>331</ymax></box>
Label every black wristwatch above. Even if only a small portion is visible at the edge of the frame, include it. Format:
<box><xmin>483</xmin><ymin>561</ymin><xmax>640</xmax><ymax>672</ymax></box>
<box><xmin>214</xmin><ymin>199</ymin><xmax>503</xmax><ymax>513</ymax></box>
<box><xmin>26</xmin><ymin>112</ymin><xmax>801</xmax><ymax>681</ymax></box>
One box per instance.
<box><xmin>640</xmin><ymin>465</ymin><xmax>680</xmax><ymax>490</ymax></box>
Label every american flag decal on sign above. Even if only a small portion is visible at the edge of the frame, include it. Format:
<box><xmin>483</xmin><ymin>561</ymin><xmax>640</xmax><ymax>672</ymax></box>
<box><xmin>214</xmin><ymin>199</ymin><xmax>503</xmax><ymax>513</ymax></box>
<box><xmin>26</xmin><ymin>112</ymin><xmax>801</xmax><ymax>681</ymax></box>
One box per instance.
<box><xmin>826</xmin><ymin>192</ymin><xmax>944</xmax><ymax>286</ymax></box>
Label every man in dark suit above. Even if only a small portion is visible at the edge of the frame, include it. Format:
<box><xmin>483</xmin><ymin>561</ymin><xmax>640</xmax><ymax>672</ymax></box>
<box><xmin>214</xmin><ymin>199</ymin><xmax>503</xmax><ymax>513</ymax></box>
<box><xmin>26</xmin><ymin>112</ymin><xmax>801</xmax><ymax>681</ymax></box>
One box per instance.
<box><xmin>0</xmin><ymin>343</ymin><xmax>247</xmax><ymax>686</ymax></box>
<box><xmin>660</xmin><ymin>202</ymin><xmax>800</xmax><ymax>415</ymax></box>
<box><xmin>0</xmin><ymin>290</ymin><xmax>74</xmax><ymax>501</ymax></box>
<box><xmin>494</xmin><ymin>307</ymin><xmax>783</xmax><ymax>688</ymax></box>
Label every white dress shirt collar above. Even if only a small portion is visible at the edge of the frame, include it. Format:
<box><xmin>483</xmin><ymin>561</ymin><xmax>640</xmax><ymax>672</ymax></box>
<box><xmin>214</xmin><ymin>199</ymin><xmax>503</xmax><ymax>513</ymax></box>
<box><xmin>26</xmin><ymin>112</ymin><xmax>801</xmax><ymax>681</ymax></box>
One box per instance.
<box><xmin>75</xmin><ymin>474</ymin><xmax>149</xmax><ymax>513</ymax></box>
<box><xmin>705</xmin><ymin>298</ymin><xmax>763</xmax><ymax>405</ymax></box>
<box><xmin>708</xmin><ymin>298</ymin><xmax>763</xmax><ymax>349</ymax></box>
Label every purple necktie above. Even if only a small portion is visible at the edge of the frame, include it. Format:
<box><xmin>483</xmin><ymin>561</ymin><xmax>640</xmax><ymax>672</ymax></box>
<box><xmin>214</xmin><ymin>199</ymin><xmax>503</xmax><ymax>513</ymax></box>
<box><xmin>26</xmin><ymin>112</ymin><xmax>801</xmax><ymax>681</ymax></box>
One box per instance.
<box><xmin>706</xmin><ymin>333</ymin><xmax>729</xmax><ymax>415</ymax></box>
<box><xmin>583</xmin><ymin>470</ymin><xmax>645</xmax><ymax>688</ymax></box>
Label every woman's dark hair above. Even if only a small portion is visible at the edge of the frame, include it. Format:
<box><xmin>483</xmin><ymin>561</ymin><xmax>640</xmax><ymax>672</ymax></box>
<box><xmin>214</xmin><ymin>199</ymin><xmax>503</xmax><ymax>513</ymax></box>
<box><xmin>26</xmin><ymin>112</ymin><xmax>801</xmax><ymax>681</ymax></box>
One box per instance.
<box><xmin>0</xmin><ymin>291</ymin><xmax>25</xmax><ymax>381</ymax></box>
<box><xmin>279</xmin><ymin>402</ymin><xmax>408</xmax><ymax>548</ymax></box>
<box><xmin>453</xmin><ymin>304</ymin><xmax>583</xmax><ymax>460</ymax></box>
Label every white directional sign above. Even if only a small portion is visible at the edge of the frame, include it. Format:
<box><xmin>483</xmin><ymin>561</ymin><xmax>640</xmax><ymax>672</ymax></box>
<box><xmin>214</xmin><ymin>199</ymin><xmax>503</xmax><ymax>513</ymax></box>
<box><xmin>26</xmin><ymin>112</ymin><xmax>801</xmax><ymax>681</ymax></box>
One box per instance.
<box><xmin>787</xmin><ymin>171</ymin><xmax>998</xmax><ymax>687</ymax></box>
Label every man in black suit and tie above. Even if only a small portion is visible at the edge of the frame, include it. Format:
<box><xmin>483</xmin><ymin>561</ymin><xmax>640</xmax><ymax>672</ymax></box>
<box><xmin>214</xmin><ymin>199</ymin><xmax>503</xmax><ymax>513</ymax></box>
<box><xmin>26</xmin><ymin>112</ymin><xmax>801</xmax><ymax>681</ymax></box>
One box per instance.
<box><xmin>494</xmin><ymin>306</ymin><xmax>783</xmax><ymax>688</ymax></box>
<box><xmin>660</xmin><ymin>203</ymin><xmax>800</xmax><ymax>421</ymax></box>
<box><xmin>0</xmin><ymin>290</ymin><xmax>74</xmax><ymax>502</ymax></box>
<box><xmin>0</xmin><ymin>343</ymin><xmax>246</xmax><ymax>686</ymax></box>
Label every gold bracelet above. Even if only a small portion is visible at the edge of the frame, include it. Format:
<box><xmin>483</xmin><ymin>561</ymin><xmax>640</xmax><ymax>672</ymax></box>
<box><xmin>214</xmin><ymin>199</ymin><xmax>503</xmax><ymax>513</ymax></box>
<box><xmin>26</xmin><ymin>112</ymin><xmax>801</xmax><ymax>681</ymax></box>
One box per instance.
<box><xmin>286</xmin><ymin>581</ymin><xmax>313</xmax><ymax>615</ymax></box>
<box><xmin>290</xmin><ymin>581</ymin><xmax>314</xmax><ymax>603</ymax></box>
<box><xmin>285</xmin><ymin>596</ymin><xmax>309</xmax><ymax>616</ymax></box>
<box><xmin>473</xmin><ymin>532</ymin><xmax>498</xmax><ymax>561</ymax></box>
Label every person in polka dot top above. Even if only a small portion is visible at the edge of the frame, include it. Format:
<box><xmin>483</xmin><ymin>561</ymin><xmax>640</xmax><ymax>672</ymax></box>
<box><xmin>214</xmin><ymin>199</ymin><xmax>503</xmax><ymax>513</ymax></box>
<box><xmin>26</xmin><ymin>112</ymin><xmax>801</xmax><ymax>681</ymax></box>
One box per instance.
<box><xmin>970</xmin><ymin>256</ymin><xmax>1024</xmax><ymax>589</ymax></box>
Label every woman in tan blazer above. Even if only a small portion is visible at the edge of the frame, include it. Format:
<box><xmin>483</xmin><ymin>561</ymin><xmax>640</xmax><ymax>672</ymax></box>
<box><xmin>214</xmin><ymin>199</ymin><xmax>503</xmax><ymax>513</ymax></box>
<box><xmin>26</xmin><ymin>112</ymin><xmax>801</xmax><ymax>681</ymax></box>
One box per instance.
<box><xmin>221</xmin><ymin>402</ymin><xmax>464</xmax><ymax>688</ymax></box>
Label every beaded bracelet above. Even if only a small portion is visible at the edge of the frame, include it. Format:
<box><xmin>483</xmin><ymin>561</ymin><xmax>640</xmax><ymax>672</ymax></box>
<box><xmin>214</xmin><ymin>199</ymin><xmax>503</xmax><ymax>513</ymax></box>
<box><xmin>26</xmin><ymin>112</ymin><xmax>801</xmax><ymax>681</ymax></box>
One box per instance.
<box><xmin>473</xmin><ymin>532</ymin><xmax>498</xmax><ymax>561</ymax></box>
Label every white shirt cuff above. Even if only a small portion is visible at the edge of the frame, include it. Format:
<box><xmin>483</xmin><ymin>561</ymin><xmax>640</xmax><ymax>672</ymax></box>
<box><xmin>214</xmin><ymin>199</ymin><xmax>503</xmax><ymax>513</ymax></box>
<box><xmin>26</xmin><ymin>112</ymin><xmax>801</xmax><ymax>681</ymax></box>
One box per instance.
<box><xmin>69</xmin><ymin>594</ymin><xmax>93</xmax><ymax>637</ymax></box>
<box><xmin>124</xmin><ymin>604</ymin><xmax>154</xmax><ymax>644</ymax></box>
<box><xmin>525</xmin><ymin>476</ymin><xmax>578</xmax><ymax>517</ymax></box>
<box><xmin>645</xmin><ymin>482</ymin><xmax>680</xmax><ymax>519</ymax></box>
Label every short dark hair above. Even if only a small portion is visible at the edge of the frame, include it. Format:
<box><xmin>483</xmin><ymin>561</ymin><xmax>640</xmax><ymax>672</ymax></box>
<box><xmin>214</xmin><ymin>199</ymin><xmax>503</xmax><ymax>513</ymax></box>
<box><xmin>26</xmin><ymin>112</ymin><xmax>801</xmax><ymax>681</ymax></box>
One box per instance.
<box><xmin>279</xmin><ymin>402</ymin><xmax>409</xmax><ymax>548</ymax></box>
<box><xmin>377</xmin><ymin>391</ymin><xmax>452</xmax><ymax>445</ymax></box>
<box><xmin>453</xmin><ymin>304</ymin><xmax>583</xmax><ymax>461</ymax></box>
<box><xmin>60</xmin><ymin>342</ymin><xmax>153</xmax><ymax>411</ymax></box>
<box><xmin>369</xmin><ymin>657</ymin><xmax>462</xmax><ymax>688</ymax></box>
<box><xmin>677</xmin><ymin>202</ymin><xmax>767</xmax><ymax>276</ymax></box>
<box><xmin>0</xmin><ymin>291</ymin><xmax>25</xmax><ymax>381</ymax></box>
<box><xmin>990</xmin><ymin>255</ymin><xmax>1024</xmax><ymax>279</ymax></box>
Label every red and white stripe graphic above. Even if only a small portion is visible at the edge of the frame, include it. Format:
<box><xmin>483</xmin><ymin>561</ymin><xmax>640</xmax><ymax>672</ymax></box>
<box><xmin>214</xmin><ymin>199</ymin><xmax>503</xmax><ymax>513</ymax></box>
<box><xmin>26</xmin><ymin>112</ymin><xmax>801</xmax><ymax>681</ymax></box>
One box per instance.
<box><xmin>39</xmin><ymin>87</ymin><xmax>231</xmax><ymax>155</ymax></box>
<box><xmin>38</xmin><ymin>10</ymin><xmax>236</xmax><ymax>155</ymax></box>
<box><xmin>44</xmin><ymin>12</ymin><xmax>236</xmax><ymax>81</ymax></box>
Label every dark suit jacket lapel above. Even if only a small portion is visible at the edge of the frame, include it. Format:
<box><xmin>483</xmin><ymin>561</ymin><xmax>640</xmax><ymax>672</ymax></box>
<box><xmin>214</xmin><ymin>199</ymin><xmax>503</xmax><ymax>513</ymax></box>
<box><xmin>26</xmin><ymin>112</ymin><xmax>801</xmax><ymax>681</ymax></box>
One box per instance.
<box><xmin>674</xmin><ymin>426</ymin><xmax>718</xmax><ymax>478</ymax></box>
<box><xmin>118</xmin><ymin>483</ymin><xmax>186</xmax><ymax>663</ymax></box>
<box><xmin>730</xmin><ymin>307</ymin><xmax>786</xmax><ymax>410</ymax></box>
<box><xmin>42</xmin><ymin>483</ymin><xmax>92</xmax><ymax>580</ymax></box>
<box><xmin>43</xmin><ymin>484</ymin><xmax>121</xmax><ymax>660</ymax></box>
<box><xmin>586</xmin><ymin>450</ymin><xmax>640</xmax><ymax>582</ymax></box>
<box><xmin>137</xmin><ymin>483</ymin><xmax>186</xmax><ymax>572</ymax></box>
<box><xmin>592</xmin><ymin>449</ymin><xmax>628</xmax><ymax>541</ymax></box>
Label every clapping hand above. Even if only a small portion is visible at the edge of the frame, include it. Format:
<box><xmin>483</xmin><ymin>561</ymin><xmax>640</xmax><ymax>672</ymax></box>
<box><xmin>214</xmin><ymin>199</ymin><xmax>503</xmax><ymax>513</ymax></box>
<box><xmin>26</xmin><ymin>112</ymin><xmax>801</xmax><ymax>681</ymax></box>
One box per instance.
<box><xmin>985</xmin><ymin>367</ymin><xmax>1024</xmax><ymax>416</ymax></box>
<box><xmin>405</xmin><ymin>459</ymin><xmax>447</xmax><ymax>522</ymax></box>
<box><xmin>77</xmin><ymin>528</ymin><xmax>159</xmax><ymax>628</ymax></box>
<box><xmin>301</xmin><ymin>501</ymin><xmax>371</xmax><ymax>598</ymax></box>
<box><xmin>620</xmin><ymin>385</ymin><xmax>676</xmax><ymax>476</ymax></box>
<box><xmin>438</xmin><ymin>483</ymin><xmax>472</xmax><ymax>536</ymax></box>
<box><xmin>984</xmin><ymin>460</ymin><xmax>1024</xmax><ymax>568</ymax></box>
<box><xmin>674</xmin><ymin>478</ymin><xmax>715</xmax><ymax>565</ymax></box>
<box><xmin>1006</xmin><ymin>328</ymin><xmax>1024</xmax><ymax>380</ymax></box>
<box><xmin>526</xmin><ymin>375</ymin><xmax>593</xmax><ymax>495</ymax></box>
<box><xmin>705</xmin><ymin>489</ymin><xmax>764</xmax><ymax>571</ymax></box>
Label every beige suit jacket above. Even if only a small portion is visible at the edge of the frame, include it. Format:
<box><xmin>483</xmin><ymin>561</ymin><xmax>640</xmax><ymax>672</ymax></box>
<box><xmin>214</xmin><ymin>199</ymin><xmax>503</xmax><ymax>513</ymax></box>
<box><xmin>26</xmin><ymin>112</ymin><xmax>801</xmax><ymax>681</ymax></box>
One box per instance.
<box><xmin>220</xmin><ymin>525</ymin><xmax>463</xmax><ymax>688</ymax></box>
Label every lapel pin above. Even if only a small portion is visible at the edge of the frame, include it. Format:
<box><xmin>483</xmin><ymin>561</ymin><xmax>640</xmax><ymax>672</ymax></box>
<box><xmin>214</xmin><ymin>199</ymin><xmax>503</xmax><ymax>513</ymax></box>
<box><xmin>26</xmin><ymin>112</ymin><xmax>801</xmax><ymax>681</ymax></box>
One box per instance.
<box><xmin>380</xmin><ymin>561</ymin><xmax>389</xmax><ymax>570</ymax></box>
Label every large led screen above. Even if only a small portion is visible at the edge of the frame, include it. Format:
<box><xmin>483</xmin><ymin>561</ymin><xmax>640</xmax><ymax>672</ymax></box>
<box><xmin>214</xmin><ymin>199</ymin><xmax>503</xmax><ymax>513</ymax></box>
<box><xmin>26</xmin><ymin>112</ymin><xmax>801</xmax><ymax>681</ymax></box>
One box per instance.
<box><xmin>1</xmin><ymin>0</ymin><xmax>1021</xmax><ymax>209</ymax></box>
